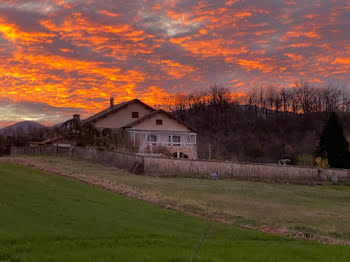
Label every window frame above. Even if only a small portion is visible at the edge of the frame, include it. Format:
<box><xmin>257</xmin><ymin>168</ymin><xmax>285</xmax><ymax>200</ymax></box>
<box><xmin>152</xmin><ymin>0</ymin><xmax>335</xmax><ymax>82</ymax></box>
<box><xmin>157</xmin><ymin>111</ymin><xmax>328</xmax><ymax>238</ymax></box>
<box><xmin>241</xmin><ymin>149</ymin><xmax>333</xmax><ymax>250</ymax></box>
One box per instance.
<box><xmin>172</xmin><ymin>135</ymin><xmax>181</xmax><ymax>146</ymax></box>
<box><xmin>147</xmin><ymin>134</ymin><xmax>157</xmax><ymax>145</ymax></box>
<box><xmin>132</xmin><ymin>112</ymin><xmax>139</xmax><ymax>118</ymax></box>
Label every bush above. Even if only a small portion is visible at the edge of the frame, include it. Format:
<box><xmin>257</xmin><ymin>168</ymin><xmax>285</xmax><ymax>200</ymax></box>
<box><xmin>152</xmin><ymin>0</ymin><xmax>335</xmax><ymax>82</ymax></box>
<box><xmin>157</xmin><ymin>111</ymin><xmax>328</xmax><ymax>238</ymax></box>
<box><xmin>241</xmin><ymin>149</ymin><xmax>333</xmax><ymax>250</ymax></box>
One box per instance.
<box><xmin>315</xmin><ymin>112</ymin><xmax>350</xmax><ymax>169</ymax></box>
<box><xmin>152</xmin><ymin>146</ymin><xmax>173</xmax><ymax>157</ymax></box>
<box><xmin>297</xmin><ymin>154</ymin><xmax>314</xmax><ymax>166</ymax></box>
<box><xmin>315</xmin><ymin>157</ymin><xmax>329</xmax><ymax>168</ymax></box>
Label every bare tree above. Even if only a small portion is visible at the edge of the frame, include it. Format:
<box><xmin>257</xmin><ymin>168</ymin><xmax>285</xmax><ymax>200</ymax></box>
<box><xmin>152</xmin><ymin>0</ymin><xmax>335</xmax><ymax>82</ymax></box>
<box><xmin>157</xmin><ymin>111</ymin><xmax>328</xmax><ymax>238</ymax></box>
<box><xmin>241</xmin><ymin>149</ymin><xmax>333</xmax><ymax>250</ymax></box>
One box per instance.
<box><xmin>207</xmin><ymin>84</ymin><xmax>231</xmax><ymax>108</ymax></box>
<box><xmin>265</xmin><ymin>86</ymin><xmax>276</xmax><ymax>111</ymax></box>
<box><xmin>295</xmin><ymin>81</ymin><xmax>317</xmax><ymax>113</ymax></box>
<box><xmin>342</xmin><ymin>88</ymin><xmax>350</xmax><ymax>112</ymax></box>
<box><xmin>246</xmin><ymin>87</ymin><xmax>258</xmax><ymax>107</ymax></box>
<box><xmin>321</xmin><ymin>85</ymin><xmax>342</xmax><ymax>112</ymax></box>
<box><xmin>280</xmin><ymin>88</ymin><xmax>291</xmax><ymax>112</ymax></box>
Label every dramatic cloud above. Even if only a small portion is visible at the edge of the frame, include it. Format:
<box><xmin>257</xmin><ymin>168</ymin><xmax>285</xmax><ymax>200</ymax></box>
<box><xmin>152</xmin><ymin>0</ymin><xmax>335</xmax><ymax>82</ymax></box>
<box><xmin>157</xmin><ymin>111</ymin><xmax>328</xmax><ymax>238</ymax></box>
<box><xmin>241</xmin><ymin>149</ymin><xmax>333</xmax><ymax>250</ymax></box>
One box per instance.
<box><xmin>0</xmin><ymin>0</ymin><xmax>349</xmax><ymax>126</ymax></box>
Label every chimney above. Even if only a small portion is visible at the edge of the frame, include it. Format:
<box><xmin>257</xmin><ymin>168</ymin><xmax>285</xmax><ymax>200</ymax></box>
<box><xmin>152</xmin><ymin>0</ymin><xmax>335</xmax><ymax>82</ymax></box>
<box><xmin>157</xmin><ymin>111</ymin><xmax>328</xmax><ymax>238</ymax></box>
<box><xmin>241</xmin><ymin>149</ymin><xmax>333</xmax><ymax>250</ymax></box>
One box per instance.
<box><xmin>110</xmin><ymin>97</ymin><xmax>114</xmax><ymax>109</ymax></box>
<box><xmin>73</xmin><ymin>114</ymin><xmax>80</xmax><ymax>122</ymax></box>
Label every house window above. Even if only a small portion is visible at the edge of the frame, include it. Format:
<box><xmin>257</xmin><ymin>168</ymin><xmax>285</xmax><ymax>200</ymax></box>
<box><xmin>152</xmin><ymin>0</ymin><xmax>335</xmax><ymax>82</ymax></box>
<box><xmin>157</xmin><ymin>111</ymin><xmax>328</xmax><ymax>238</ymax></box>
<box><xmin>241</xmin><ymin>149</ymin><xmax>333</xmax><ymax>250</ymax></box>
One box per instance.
<box><xmin>132</xmin><ymin>112</ymin><xmax>139</xmax><ymax>118</ymax></box>
<box><xmin>147</xmin><ymin>134</ymin><xmax>157</xmax><ymax>145</ymax></box>
<box><xmin>172</xmin><ymin>135</ymin><xmax>181</xmax><ymax>146</ymax></box>
<box><xmin>156</xmin><ymin>119</ymin><xmax>163</xmax><ymax>125</ymax></box>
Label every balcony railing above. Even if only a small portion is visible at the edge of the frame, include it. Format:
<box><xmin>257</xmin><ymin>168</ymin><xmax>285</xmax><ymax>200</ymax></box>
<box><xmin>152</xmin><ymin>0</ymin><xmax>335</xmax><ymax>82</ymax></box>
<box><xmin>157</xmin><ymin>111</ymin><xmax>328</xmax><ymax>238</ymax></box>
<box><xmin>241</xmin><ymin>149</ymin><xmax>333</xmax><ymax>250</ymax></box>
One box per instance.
<box><xmin>146</xmin><ymin>141</ymin><xmax>196</xmax><ymax>147</ymax></box>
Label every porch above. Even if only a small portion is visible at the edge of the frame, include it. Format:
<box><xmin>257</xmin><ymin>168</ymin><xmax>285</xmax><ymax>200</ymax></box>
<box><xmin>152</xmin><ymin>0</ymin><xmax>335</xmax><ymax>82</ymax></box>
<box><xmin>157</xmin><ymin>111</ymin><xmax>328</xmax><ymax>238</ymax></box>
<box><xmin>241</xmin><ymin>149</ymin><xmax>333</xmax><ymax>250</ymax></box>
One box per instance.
<box><xmin>126</xmin><ymin>129</ymin><xmax>197</xmax><ymax>159</ymax></box>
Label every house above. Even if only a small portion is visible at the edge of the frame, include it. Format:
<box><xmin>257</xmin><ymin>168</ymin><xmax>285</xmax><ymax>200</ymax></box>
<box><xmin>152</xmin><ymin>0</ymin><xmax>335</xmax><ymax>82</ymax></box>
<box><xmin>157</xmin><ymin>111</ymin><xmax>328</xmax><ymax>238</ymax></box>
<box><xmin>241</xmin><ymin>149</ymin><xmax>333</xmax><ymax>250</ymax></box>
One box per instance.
<box><xmin>79</xmin><ymin>98</ymin><xmax>197</xmax><ymax>159</ymax></box>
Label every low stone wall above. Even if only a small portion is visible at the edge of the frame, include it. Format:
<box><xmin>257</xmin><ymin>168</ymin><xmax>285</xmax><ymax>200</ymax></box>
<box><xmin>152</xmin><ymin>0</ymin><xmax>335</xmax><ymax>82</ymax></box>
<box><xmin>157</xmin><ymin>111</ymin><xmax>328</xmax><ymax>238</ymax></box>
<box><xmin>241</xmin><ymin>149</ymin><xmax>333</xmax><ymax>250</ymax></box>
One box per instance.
<box><xmin>10</xmin><ymin>146</ymin><xmax>350</xmax><ymax>185</ymax></box>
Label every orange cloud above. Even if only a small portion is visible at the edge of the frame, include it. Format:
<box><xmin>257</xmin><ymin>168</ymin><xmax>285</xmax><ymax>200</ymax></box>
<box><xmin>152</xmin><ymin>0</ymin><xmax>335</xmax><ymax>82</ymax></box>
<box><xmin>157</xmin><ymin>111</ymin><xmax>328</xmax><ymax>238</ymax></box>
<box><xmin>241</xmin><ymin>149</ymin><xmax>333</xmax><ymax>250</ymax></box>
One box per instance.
<box><xmin>0</xmin><ymin>18</ymin><xmax>55</xmax><ymax>43</ymax></box>
<box><xmin>226</xmin><ymin>0</ymin><xmax>240</xmax><ymax>6</ymax></box>
<box><xmin>41</xmin><ymin>12</ymin><xmax>152</xmax><ymax>57</ymax></box>
<box><xmin>282</xmin><ymin>27</ymin><xmax>321</xmax><ymax>41</ymax></box>
<box><xmin>160</xmin><ymin>60</ymin><xmax>196</xmax><ymax>78</ymax></box>
<box><xmin>141</xmin><ymin>86</ymin><xmax>171</xmax><ymax>106</ymax></box>
<box><xmin>0</xmin><ymin>0</ymin><xmax>349</xmax><ymax>125</ymax></box>
<box><xmin>171</xmin><ymin>38</ymin><xmax>248</xmax><ymax>58</ymax></box>
<box><xmin>332</xmin><ymin>58</ymin><xmax>350</xmax><ymax>65</ymax></box>
<box><xmin>237</xmin><ymin>59</ymin><xmax>276</xmax><ymax>73</ymax></box>
<box><xmin>235</xmin><ymin>12</ymin><xmax>252</xmax><ymax>19</ymax></box>
<box><xmin>98</xmin><ymin>10</ymin><xmax>119</xmax><ymax>17</ymax></box>
<box><xmin>284</xmin><ymin>53</ymin><xmax>304</xmax><ymax>61</ymax></box>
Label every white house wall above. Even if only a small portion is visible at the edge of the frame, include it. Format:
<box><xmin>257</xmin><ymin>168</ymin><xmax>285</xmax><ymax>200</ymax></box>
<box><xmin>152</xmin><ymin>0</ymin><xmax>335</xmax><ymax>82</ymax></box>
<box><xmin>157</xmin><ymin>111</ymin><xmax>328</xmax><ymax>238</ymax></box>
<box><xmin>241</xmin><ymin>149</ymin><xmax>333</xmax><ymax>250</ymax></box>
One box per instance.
<box><xmin>129</xmin><ymin>112</ymin><xmax>191</xmax><ymax>132</ymax></box>
<box><xmin>94</xmin><ymin>102</ymin><xmax>153</xmax><ymax>129</ymax></box>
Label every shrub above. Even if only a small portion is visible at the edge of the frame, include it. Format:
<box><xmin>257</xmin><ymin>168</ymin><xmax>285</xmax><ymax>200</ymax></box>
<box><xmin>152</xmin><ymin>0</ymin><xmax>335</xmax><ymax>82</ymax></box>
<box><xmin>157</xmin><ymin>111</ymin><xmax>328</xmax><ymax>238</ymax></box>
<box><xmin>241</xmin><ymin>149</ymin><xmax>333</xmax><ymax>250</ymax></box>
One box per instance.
<box><xmin>297</xmin><ymin>154</ymin><xmax>314</xmax><ymax>166</ymax></box>
<box><xmin>315</xmin><ymin>112</ymin><xmax>350</xmax><ymax>169</ymax></box>
<box><xmin>246</xmin><ymin>144</ymin><xmax>264</xmax><ymax>159</ymax></box>
<box><xmin>152</xmin><ymin>146</ymin><xmax>173</xmax><ymax>157</ymax></box>
<box><xmin>315</xmin><ymin>157</ymin><xmax>329</xmax><ymax>168</ymax></box>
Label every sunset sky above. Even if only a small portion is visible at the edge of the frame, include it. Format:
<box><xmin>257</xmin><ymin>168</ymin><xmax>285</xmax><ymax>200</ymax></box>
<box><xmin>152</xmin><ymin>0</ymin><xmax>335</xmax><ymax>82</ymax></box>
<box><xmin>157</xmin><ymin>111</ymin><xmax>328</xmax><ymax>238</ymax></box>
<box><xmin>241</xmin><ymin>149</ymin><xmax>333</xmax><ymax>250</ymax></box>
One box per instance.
<box><xmin>0</xmin><ymin>0</ymin><xmax>349</xmax><ymax>127</ymax></box>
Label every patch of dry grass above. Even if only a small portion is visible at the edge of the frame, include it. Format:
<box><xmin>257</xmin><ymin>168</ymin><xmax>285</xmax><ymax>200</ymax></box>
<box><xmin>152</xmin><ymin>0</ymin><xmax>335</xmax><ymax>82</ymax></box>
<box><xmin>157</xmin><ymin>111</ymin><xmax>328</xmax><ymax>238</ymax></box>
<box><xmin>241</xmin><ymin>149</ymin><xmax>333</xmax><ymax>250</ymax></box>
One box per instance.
<box><xmin>2</xmin><ymin>155</ymin><xmax>350</xmax><ymax>245</ymax></box>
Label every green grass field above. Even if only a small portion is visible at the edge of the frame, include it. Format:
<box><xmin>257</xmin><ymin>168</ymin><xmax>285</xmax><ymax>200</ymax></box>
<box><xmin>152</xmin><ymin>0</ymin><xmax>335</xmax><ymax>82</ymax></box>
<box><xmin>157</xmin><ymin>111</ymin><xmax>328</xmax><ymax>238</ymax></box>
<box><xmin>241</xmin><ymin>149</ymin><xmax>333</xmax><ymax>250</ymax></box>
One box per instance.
<box><xmin>3</xmin><ymin>156</ymin><xmax>350</xmax><ymax>244</ymax></box>
<box><xmin>1</xmin><ymin>162</ymin><xmax>350</xmax><ymax>261</ymax></box>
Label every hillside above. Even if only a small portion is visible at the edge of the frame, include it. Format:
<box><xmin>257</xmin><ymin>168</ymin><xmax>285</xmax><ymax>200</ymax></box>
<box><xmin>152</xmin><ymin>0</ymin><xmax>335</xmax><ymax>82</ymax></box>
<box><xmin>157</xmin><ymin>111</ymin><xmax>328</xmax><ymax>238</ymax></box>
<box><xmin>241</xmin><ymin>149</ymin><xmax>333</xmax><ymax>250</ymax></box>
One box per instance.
<box><xmin>175</xmin><ymin>105</ymin><xmax>350</xmax><ymax>163</ymax></box>
<box><xmin>0</xmin><ymin>121</ymin><xmax>47</xmax><ymax>138</ymax></box>
<box><xmin>1</xmin><ymin>160</ymin><xmax>349</xmax><ymax>261</ymax></box>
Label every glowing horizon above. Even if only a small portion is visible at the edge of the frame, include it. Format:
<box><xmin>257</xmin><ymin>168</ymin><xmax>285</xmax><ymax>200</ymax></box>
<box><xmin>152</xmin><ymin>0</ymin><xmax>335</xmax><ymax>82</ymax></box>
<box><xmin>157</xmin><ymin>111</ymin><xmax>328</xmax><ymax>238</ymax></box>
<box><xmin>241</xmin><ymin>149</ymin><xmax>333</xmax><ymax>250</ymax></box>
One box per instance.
<box><xmin>0</xmin><ymin>0</ymin><xmax>349</xmax><ymax>128</ymax></box>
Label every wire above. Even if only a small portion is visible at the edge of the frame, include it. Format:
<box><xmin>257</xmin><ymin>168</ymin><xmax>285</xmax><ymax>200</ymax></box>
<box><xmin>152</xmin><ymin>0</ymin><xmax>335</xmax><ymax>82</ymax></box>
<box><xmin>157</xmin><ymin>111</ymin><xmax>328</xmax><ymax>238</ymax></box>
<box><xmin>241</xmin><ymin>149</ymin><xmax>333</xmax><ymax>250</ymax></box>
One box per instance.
<box><xmin>191</xmin><ymin>220</ymin><xmax>212</xmax><ymax>262</ymax></box>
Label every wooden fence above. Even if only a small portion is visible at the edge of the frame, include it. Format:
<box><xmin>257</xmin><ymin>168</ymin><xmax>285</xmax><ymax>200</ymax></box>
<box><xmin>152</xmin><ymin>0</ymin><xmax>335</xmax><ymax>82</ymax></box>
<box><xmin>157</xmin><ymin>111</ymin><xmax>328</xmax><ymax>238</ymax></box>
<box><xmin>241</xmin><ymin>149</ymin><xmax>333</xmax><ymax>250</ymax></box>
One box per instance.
<box><xmin>10</xmin><ymin>146</ymin><xmax>143</xmax><ymax>171</ymax></box>
<box><xmin>10</xmin><ymin>146</ymin><xmax>350</xmax><ymax>185</ymax></box>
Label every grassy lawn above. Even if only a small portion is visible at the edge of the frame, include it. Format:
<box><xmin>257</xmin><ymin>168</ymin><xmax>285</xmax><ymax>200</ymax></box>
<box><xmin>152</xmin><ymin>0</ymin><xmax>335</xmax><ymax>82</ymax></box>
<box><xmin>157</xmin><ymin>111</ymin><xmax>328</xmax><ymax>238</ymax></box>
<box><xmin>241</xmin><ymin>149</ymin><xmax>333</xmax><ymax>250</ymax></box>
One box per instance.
<box><xmin>0</xmin><ymin>162</ymin><xmax>350</xmax><ymax>261</ymax></box>
<box><xmin>0</xmin><ymin>163</ymin><xmax>350</xmax><ymax>262</ymax></box>
<box><xmin>3</xmin><ymin>156</ymin><xmax>350</xmax><ymax>244</ymax></box>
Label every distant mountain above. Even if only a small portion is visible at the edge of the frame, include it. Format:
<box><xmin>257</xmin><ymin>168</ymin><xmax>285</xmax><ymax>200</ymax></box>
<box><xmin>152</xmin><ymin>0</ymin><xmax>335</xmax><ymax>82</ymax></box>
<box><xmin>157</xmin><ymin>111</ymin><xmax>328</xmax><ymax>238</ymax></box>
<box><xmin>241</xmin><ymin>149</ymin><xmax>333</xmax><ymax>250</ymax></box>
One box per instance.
<box><xmin>0</xmin><ymin>121</ymin><xmax>48</xmax><ymax>138</ymax></box>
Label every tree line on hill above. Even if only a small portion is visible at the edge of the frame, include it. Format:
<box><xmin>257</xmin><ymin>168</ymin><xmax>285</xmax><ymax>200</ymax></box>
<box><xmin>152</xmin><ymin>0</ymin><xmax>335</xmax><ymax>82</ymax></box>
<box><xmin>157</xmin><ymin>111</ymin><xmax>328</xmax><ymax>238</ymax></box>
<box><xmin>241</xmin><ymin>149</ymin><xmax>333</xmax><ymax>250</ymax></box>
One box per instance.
<box><xmin>156</xmin><ymin>81</ymin><xmax>350</xmax><ymax>167</ymax></box>
<box><xmin>158</xmin><ymin>81</ymin><xmax>350</xmax><ymax>114</ymax></box>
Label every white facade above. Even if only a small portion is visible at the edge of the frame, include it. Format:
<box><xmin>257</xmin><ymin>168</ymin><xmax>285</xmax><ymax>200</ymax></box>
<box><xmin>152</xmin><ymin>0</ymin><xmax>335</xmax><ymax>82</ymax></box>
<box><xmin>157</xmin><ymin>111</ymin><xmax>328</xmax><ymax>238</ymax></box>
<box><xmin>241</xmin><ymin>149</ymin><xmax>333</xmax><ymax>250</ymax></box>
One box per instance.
<box><xmin>126</xmin><ymin>129</ymin><xmax>197</xmax><ymax>159</ymax></box>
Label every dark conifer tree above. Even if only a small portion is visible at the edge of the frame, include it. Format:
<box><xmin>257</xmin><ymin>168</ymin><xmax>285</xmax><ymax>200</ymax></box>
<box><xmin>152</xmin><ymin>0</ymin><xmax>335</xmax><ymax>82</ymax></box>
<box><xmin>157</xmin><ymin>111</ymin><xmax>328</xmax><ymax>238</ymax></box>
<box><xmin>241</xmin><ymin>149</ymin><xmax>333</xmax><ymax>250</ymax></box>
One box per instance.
<box><xmin>315</xmin><ymin>112</ymin><xmax>350</xmax><ymax>168</ymax></box>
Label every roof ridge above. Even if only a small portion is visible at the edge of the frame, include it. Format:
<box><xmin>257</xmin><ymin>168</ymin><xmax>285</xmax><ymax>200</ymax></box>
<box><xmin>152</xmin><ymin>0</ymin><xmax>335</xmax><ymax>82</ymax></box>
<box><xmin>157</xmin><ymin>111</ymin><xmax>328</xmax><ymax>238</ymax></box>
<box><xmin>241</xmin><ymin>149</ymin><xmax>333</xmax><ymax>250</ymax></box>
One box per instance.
<box><xmin>82</xmin><ymin>99</ymin><xmax>155</xmax><ymax>124</ymax></box>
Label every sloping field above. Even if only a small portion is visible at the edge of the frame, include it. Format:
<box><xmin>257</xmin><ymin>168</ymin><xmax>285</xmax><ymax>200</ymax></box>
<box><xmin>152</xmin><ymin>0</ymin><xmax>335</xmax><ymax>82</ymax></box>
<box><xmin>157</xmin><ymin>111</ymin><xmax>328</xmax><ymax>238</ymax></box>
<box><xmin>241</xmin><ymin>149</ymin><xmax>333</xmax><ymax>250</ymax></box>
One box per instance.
<box><xmin>3</xmin><ymin>156</ymin><xmax>350</xmax><ymax>244</ymax></box>
<box><xmin>1</xmin><ymin>163</ymin><xmax>350</xmax><ymax>261</ymax></box>
<box><xmin>0</xmin><ymin>161</ymin><xmax>350</xmax><ymax>261</ymax></box>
